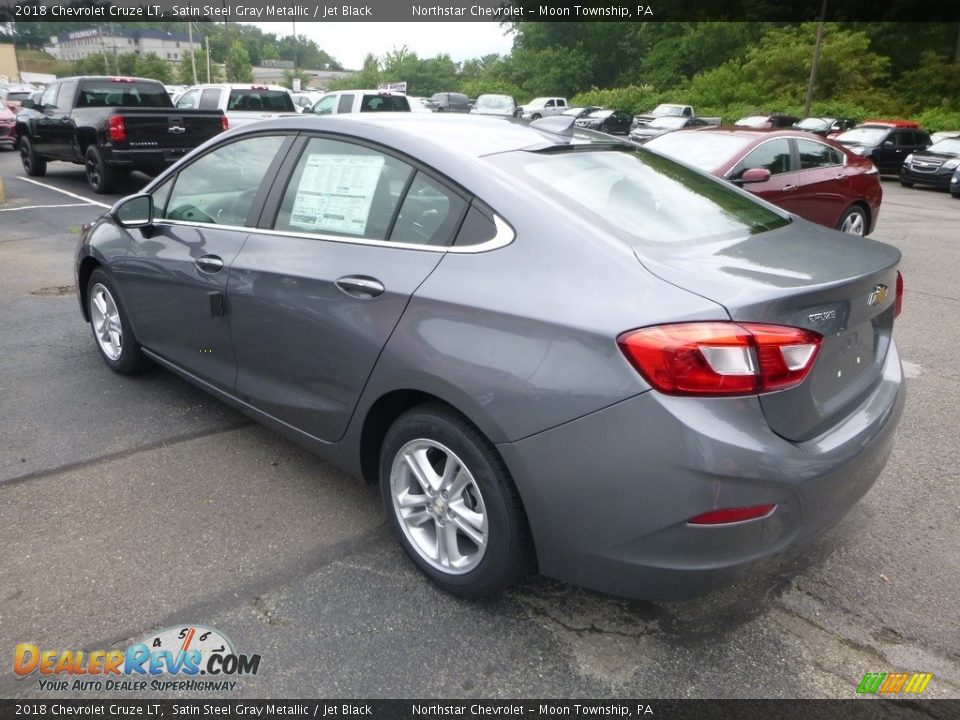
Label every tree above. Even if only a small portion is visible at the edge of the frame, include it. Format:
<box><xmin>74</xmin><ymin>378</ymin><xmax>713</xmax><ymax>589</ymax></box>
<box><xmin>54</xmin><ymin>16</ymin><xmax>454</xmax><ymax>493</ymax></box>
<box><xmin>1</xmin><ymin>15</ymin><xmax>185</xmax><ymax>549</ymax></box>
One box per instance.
<box><xmin>137</xmin><ymin>52</ymin><xmax>171</xmax><ymax>84</ymax></box>
<box><xmin>225</xmin><ymin>41</ymin><xmax>253</xmax><ymax>83</ymax></box>
<box><xmin>281</xmin><ymin>69</ymin><xmax>312</xmax><ymax>91</ymax></box>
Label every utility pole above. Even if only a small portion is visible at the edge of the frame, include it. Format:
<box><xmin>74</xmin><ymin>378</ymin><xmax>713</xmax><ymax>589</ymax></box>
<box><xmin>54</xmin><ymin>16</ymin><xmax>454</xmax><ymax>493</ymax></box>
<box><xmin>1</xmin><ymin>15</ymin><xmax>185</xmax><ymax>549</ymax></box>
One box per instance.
<box><xmin>187</xmin><ymin>21</ymin><xmax>198</xmax><ymax>84</ymax></box>
<box><xmin>205</xmin><ymin>35</ymin><xmax>212</xmax><ymax>82</ymax></box>
<box><xmin>803</xmin><ymin>0</ymin><xmax>828</xmax><ymax>117</ymax></box>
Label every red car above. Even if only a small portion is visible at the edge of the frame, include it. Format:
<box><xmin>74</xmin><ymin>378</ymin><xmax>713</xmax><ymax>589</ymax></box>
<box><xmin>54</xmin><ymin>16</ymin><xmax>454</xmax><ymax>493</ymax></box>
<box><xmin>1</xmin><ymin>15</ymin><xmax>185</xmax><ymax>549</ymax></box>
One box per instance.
<box><xmin>0</xmin><ymin>104</ymin><xmax>16</xmax><ymax>150</ymax></box>
<box><xmin>646</xmin><ymin>127</ymin><xmax>882</xmax><ymax>235</ymax></box>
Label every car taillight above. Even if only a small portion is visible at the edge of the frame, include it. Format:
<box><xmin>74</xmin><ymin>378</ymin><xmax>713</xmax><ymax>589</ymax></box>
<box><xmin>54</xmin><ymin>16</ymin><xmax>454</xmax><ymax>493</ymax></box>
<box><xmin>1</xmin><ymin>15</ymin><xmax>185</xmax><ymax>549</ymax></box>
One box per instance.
<box><xmin>895</xmin><ymin>271</ymin><xmax>903</xmax><ymax>318</ymax></box>
<box><xmin>617</xmin><ymin>322</ymin><xmax>822</xmax><ymax>396</ymax></box>
<box><xmin>687</xmin><ymin>504</ymin><xmax>777</xmax><ymax>526</ymax></box>
<box><xmin>107</xmin><ymin>115</ymin><xmax>126</xmax><ymax>142</ymax></box>
<box><xmin>220</xmin><ymin>115</ymin><xmax>229</xmax><ymax>132</ymax></box>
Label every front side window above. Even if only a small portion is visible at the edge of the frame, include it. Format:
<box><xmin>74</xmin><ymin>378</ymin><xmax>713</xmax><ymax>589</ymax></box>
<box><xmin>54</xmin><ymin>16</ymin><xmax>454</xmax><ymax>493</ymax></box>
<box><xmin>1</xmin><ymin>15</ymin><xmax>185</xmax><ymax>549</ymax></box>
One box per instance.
<box><xmin>176</xmin><ymin>90</ymin><xmax>199</xmax><ymax>109</ymax></box>
<box><xmin>739</xmin><ymin>139</ymin><xmax>792</xmax><ymax>175</ymax></box>
<box><xmin>40</xmin><ymin>84</ymin><xmax>58</xmax><ymax>109</ymax></box>
<box><xmin>273</xmin><ymin>137</ymin><xmax>414</xmax><ymax>240</ymax></box>
<box><xmin>160</xmin><ymin>135</ymin><xmax>286</xmax><ymax>226</ymax></box>
<box><xmin>312</xmin><ymin>95</ymin><xmax>336</xmax><ymax>115</ymax></box>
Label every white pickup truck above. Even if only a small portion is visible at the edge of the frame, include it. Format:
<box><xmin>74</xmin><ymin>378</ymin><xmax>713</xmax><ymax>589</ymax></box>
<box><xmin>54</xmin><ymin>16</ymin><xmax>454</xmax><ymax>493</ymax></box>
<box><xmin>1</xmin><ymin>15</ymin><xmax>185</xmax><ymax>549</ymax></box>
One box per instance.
<box><xmin>517</xmin><ymin>97</ymin><xmax>569</xmax><ymax>120</ymax></box>
<box><xmin>175</xmin><ymin>84</ymin><xmax>297</xmax><ymax>128</ymax></box>
<box><xmin>631</xmin><ymin>103</ymin><xmax>721</xmax><ymax>129</ymax></box>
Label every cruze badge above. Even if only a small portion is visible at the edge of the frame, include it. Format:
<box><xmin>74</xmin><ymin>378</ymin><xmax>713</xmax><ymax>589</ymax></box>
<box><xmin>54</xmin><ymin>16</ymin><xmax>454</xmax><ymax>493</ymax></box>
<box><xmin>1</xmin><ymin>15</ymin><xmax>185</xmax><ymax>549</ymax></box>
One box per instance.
<box><xmin>868</xmin><ymin>284</ymin><xmax>889</xmax><ymax>306</ymax></box>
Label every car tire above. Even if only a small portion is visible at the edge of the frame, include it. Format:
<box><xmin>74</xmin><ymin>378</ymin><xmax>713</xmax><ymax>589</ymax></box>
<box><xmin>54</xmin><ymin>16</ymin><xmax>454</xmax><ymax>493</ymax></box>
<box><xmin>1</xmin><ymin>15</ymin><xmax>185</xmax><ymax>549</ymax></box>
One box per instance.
<box><xmin>531</xmin><ymin>113</ymin><xmax>542</xmax><ymax>120</ymax></box>
<box><xmin>899</xmin><ymin>179</ymin><xmax>914</xmax><ymax>188</ymax></box>
<box><xmin>84</xmin><ymin>145</ymin><xmax>118</xmax><ymax>194</ymax></box>
<box><xmin>837</xmin><ymin>204</ymin><xmax>868</xmax><ymax>236</ymax></box>
<box><xmin>86</xmin><ymin>269</ymin><xmax>149</xmax><ymax>375</ymax></box>
<box><xmin>380</xmin><ymin>404</ymin><xmax>533</xmax><ymax>599</ymax></box>
<box><xmin>19</xmin><ymin>135</ymin><xmax>47</xmax><ymax>177</ymax></box>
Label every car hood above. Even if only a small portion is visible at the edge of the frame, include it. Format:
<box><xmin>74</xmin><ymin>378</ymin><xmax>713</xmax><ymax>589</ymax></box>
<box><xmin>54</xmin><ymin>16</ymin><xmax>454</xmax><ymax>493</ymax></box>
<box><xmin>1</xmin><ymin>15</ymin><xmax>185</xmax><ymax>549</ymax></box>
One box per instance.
<box><xmin>910</xmin><ymin>150</ymin><xmax>959</xmax><ymax>162</ymax></box>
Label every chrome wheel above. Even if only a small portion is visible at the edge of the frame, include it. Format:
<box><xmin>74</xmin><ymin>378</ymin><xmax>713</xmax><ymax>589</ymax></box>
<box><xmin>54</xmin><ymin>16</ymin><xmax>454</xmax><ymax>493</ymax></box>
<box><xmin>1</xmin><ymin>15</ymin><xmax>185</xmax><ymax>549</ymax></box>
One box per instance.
<box><xmin>390</xmin><ymin>439</ymin><xmax>488</xmax><ymax>575</ymax></box>
<box><xmin>839</xmin><ymin>208</ymin><xmax>866</xmax><ymax>235</ymax></box>
<box><xmin>89</xmin><ymin>282</ymin><xmax>123</xmax><ymax>361</ymax></box>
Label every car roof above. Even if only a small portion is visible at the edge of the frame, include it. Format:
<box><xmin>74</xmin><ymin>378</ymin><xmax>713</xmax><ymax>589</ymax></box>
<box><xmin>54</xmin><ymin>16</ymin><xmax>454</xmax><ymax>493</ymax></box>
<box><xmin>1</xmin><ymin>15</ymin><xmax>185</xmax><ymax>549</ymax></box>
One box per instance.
<box><xmin>223</xmin><ymin>113</ymin><xmax>627</xmax><ymax>159</ymax></box>
<box><xmin>860</xmin><ymin>119</ymin><xmax>921</xmax><ymax>128</ymax></box>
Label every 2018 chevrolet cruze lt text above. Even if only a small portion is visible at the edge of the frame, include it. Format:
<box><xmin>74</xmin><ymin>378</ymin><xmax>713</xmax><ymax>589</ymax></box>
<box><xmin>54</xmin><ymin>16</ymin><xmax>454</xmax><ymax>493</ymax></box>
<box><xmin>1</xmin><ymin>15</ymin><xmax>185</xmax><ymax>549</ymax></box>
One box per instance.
<box><xmin>76</xmin><ymin>114</ymin><xmax>905</xmax><ymax>599</ymax></box>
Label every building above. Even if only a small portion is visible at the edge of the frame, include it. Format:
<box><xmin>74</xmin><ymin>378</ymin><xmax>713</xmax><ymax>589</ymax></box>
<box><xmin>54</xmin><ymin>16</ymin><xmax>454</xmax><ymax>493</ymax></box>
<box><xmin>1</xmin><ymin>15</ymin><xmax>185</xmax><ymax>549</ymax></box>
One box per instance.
<box><xmin>0</xmin><ymin>43</ymin><xmax>20</xmax><ymax>83</ymax></box>
<box><xmin>45</xmin><ymin>28</ymin><xmax>200</xmax><ymax>64</ymax></box>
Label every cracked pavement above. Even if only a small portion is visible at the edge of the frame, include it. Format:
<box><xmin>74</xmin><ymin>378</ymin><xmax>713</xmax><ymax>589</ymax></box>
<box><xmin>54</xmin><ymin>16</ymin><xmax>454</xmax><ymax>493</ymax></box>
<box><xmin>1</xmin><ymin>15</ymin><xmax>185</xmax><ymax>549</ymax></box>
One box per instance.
<box><xmin>1</xmin><ymin>151</ymin><xmax>957</xmax><ymax>699</ymax></box>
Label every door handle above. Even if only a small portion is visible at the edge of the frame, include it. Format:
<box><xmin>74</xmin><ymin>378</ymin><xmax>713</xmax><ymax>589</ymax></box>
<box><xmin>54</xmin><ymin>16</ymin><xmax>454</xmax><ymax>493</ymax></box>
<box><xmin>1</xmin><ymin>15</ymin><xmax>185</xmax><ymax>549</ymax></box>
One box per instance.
<box><xmin>336</xmin><ymin>275</ymin><xmax>384</xmax><ymax>299</ymax></box>
<box><xmin>782</xmin><ymin>184</ymin><xmax>797</xmax><ymax>191</ymax></box>
<box><xmin>195</xmin><ymin>255</ymin><xmax>224</xmax><ymax>273</ymax></box>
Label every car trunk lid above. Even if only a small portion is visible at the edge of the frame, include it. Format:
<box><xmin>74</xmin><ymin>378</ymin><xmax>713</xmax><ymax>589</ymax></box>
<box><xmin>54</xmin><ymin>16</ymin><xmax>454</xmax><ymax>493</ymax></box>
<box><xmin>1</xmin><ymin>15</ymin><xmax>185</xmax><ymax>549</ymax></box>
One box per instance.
<box><xmin>633</xmin><ymin>221</ymin><xmax>901</xmax><ymax>441</ymax></box>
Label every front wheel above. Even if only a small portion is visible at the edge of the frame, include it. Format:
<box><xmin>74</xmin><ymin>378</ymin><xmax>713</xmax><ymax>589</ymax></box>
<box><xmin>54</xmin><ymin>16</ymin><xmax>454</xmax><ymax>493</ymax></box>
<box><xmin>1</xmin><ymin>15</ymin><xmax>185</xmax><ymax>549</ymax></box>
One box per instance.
<box><xmin>86</xmin><ymin>269</ymin><xmax>149</xmax><ymax>374</ymax></box>
<box><xmin>837</xmin><ymin>205</ymin><xmax>868</xmax><ymax>236</ymax></box>
<box><xmin>19</xmin><ymin>135</ymin><xmax>47</xmax><ymax>177</ymax></box>
<box><xmin>380</xmin><ymin>405</ymin><xmax>533</xmax><ymax>598</ymax></box>
<box><xmin>85</xmin><ymin>145</ymin><xmax>118</xmax><ymax>194</ymax></box>
<box><xmin>531</xmin><ymin>113</ymin><xmax>542</xmax><ymax>120</ymax></box>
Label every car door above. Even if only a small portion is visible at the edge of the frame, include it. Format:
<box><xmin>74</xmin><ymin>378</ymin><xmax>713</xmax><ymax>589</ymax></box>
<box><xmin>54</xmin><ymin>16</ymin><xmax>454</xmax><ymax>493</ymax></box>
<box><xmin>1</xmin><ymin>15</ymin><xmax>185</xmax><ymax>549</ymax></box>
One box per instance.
<box><xmin>115</xmin><ymin>133</ymin><xmax>294</xmax><ymax>392</ymax></box>
<box><xmin>35</xmin><ymin>82</ymin><xmax>75</xmax><ymax>159</ymax></box>
<box><xmin>729</xmin><ymin>138</ymin><xmax>799</xmax><ymax>213</ymax></box>
<box><xmin>878</xmin><ymin>130</ymin><xmax>909</xmax><ymax>173</ymax></box>
<box><xmin>788</xmin><ymin>138</ymin><xmax>849</xmax><ymax>228</ymax></box>
<box><xmin>227</xmin><ymin>135</ymin><xmax>469</xmax><ymax>442</ymax></box>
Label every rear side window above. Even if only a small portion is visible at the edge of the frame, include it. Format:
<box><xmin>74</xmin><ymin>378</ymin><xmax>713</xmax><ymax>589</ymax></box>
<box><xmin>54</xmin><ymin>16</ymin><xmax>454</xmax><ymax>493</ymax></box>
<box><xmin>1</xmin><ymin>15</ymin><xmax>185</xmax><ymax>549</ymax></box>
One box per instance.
<box><xmin>199</xmin><ymin>88</ymin><xmax>222</xmax><ymax>110</ymax></box>
<box><xmin>227</xmin><ymin>89</ymin><xmax>295</xmax><ymax>112</ymax></box>
<box><xmin>455</xmin><ymin>203</ymin><xmax>499</xmax><ymax>247</ymax></box>
<box><xmin>797</xmin><ymin>139</ymin><xmax>843</xmax><ymax>169</ymax></box>
<box><xmin>77</xmin><ymin>81</ymin><xmax>172</xmax><ymax>108</ymax></box>
<box><xmin>273</xmin><ymin>137</ymin><xmax>414</xmax><ymax>239</ymax></box>
<box><xmin>337</xmin><ymin>94</ymin><xmax>355</xmax><ymax>113</ymax></box>
<box><xmin>390</xmin><ymin>173</ymin><xmax>467</xmax><ymax>246</ymax></box>
<box><xmin>360</xmin><ymin>94</ymin><xmax>410</xmax><ymax>112</ymax></box>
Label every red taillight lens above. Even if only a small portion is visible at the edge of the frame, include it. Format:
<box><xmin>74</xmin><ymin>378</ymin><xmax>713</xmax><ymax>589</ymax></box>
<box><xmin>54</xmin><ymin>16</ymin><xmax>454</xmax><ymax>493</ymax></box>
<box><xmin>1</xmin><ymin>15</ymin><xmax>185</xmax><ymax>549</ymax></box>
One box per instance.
<box><xmin>107</xmin><ymin>115</ymin><xmax>126</xmax><ymax>142</ymax></box>
<box><xmin>617</xmin><ymin>322</ymin><xmax>822</xmax><ymax>396</ymax></box>
<box><xmin>895</xmin><ymin>271</ymin><xmax>903</xmax><ymax>318</ymax></box>
<box><xmin>687</xmin><ymin>504</ymin><xmax>777</xmax><ymax>526</ymax></box>
<box><xmin>220</xmin><ymin>115</ymin><xmax>229</xmax><ymax>132</ymax></box>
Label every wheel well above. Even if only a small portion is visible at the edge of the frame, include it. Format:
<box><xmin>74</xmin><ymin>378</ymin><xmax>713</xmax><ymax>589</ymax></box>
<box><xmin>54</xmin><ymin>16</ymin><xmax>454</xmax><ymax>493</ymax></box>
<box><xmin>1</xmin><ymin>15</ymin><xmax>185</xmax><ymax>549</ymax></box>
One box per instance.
<box><xmin>76</xmin><ymin>257</ymin><xmax>101</xmax><ymax>321</ymax></box>
<box><xmin>76</xmin><ymin>129</ymin><xmax>97</xmax><ymax>156</ymax></box>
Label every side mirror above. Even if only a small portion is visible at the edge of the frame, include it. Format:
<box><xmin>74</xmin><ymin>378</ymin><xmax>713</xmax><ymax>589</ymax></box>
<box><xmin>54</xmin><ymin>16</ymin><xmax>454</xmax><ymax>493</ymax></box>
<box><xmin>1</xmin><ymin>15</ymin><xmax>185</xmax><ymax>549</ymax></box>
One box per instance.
<box><xmin>113</xmin><ymin>193</ymin><xmax>153</xmax><ymax>228</ymax></box>
<box><xmin>737</xmin><ymin>168</ymin><xmax>772</xmax><ymax>184</ymax></box>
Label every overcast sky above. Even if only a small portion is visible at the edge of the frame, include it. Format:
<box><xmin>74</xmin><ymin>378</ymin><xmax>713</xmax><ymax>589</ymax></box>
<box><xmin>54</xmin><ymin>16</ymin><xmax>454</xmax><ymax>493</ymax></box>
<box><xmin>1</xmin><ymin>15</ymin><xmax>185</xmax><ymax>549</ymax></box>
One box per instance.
<box><xmin>254</xmin><ymin>22</ymin><xmax>516</xmax><ymax>70</ymax></box>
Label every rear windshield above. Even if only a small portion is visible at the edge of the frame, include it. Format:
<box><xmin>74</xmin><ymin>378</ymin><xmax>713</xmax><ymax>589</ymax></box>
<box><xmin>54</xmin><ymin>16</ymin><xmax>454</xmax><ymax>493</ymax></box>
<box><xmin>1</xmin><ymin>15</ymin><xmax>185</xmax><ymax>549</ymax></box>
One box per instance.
<box><xmin>490</xmin><ymin>147</ymin><xmax>788</xmax><ymax>245</ymax></box>
<box><xmin>795</xmin><ymin>118</ymin><xmax>830</xmax><ymax>131</ymax></box>
<box><xmin>835</xmin><ymin>127</ymin><xmax>888</xmax><ymax>145</ymax></box>
<box><xmin>77</xmin><ymin>81</ymin><xmax>173</xmax><ymax>108</ymax></box>
<box><xmin>360</xmin><ymin>94</ymin><xmax>410</xmax><ymax>112</ymax></box>
<box><xmin>227</xmin><ymin>89</ymin><xmax>295</xmax><ymax>112</ymax></box>
<box><xmin>646</xmin><ymin>131</ymin><xmax>754</xmax><ymax>171</ymax></box>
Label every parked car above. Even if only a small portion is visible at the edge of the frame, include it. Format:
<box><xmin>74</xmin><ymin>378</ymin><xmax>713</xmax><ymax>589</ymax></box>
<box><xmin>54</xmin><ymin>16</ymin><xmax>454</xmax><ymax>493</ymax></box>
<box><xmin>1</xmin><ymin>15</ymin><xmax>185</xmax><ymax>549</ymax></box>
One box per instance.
<box><xmin>930</xmin><ymin>130</ymin><xmax>960</xmax><ymax>144</ymax></box>
<box><xmin>291</xmin><ymin>91</ymin><xmax>324</xmax><ymax>113</ymax></box>
<box><xmin>833</xmin><ymin>122</ymin><xmax>931</xmax><ymax>174</ymax></box>
<box><xmin>736</xmin><ymin>114</ymin><xmax>801</xmax><ymax>129</ymax></box>
<box><xmin>647</xmin><ymin>127</ymin><xmax>882</xmax><ymax>235</ymax></box>
<box><xmin>310</xmin><ymin>89</ymin><xmax>411</xmax><ymax>115</ymax></box>
<box><xmin>518</xmin><ymin>97</ymin><xmax>568</xmax><ymax>120</ymax></box>
<box><xmin>426</xmin><ymin>92</ymin><xmax>471</xmax><ymax>113</ymax></box>
<box><xmin>631</xmin><ymin>104</ymin><xmax>722</xmax><ymax>130</ymax></box>
<box><xmin>899</xmin><ymin>136</ymin><xmax>960</xmax><ymax>190</ymax></box>
<box><xmin>0</xmin><ymin>84</ymin><xmax>35</xmax><ymax>112</ymax></box>
<box><xmin>176</xmin><ymin>83</ymin><xmax>295</xmax><ymax>128</ymax></box>
<box><xmin>407</xmin><ymin>96</ymin><xmax>432</xmax><ymax>113</ymax></box>
<box><xmin>629</xmin><ymin>115</ymin><xmax>714</xmax><ymax>144</ymax></box>
<box><xmin>951</xmin><ymin>166</ymin><xmax>960</xmax><ymax>198</ymax></box>
<box><xmin>469</xmin><ymin>94</ymin><xmax>516</xmax><ymax>117</ymax></box>
<box><xmin>793</xmin><ymin>117</ymin><xmax>856</xmax><ymax>137</ymax></box>
<box><xmin>560</xmin><ymin>105</ymin><xmax>603</xmax><ymax>119</ymax></box>
<box><xmin>574</xmin><ymin>108</ymin><xmax>632</xmax><ymax>134</ymax></box>
<box><xmin>76</xmin><ymin>113</ymin><xmax>904</xmax><ymax>600</ymax></box>
<box><xmin>0</xmin><ymin>103</ymin><xmax>15</xmax><ymax>149</ymax></box>
<box><xmin>15</xmin><ymin>76</ymin><xmax>226</xmax><ymax>193</ymax></box>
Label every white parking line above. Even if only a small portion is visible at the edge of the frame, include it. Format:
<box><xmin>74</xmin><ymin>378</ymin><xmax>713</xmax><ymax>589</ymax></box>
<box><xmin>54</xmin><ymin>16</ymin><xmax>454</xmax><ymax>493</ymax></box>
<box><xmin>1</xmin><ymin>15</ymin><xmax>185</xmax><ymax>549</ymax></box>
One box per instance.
<box><xmin>15</xmin><ymin>176</ymin><xmax>111</xmax><ymax>209</ymax></box>
<box><xmin>0</xmin><ymin>202</ymin><xmax>95</xmax><ymax>213</ymax></box>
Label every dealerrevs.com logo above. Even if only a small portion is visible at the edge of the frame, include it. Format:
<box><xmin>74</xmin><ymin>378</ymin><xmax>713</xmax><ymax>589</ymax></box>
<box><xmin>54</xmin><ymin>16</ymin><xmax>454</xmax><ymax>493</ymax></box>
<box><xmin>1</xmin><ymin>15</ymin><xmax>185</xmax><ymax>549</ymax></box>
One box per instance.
<box><xmin>14</xmin><ymin>625</ymin><xmax>261</xmax><ymax>692</ymax></box>
<box><xmin>856</xmin><ymin>672</ymin><xmax>933</xmax><ymax>696</ymax></box>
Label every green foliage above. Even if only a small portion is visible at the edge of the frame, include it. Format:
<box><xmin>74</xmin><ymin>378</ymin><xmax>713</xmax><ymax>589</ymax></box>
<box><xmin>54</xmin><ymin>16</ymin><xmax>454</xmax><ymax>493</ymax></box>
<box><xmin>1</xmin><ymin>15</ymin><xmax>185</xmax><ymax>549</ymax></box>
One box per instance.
<box><xmin>898</xmin><ymin>51</ymin><xmax>960</xmax><ymax>113</ymax></box>
<box><xmin>571</xmin><ymin>85</ymin><xmax>660</xmax><ymax>114</ymax></box>
<box><xmin>912</xmin><ymin>107</ymin><xmax>960</xmax><ymax>133</ymax></box>
<box><xmin>281</xmin><ymin>69</ymin><xmax>313</xmax><ymax>91</ymax></box>
<box><xmin>177</xmin><ymin>49</ymin><xmax>220</xmax><ymax>85</ymax></box>
<box><xmin>225</xmin><ymin>41</ymin><xmax>253</xmax><ymax>83</ymax></box>
<box><xmin>137</xmin><ymin>53</ymin><xmax>171</xmax><ymax>84</ymax></box>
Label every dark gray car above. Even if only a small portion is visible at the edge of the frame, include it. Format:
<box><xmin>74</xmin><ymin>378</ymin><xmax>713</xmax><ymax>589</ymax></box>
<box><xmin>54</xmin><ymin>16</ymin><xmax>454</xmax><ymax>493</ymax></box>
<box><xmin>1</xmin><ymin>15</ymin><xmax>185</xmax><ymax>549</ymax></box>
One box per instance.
<box><xmin>76</xmin><ymin>113</ymin><xmax>905</xmax><ymax>600</ymax></box>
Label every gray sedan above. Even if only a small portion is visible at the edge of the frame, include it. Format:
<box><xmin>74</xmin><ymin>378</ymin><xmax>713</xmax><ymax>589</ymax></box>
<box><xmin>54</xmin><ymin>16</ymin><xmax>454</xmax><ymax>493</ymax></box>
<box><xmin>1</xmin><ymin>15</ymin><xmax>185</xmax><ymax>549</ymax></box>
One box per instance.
<box><xmin>76</xmin><ymin>113</ymin><xmax>905</xmax><ymax>600</ymax></box>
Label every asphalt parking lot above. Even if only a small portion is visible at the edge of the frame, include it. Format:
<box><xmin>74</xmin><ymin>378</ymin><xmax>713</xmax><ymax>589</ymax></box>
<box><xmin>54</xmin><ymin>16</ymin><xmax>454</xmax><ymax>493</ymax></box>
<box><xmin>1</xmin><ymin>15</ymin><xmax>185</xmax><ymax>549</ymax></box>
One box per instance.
<box><xmin>0</xmin><ymin>147</ymin><xmax>958</xmax><ymax>700</ymax></box>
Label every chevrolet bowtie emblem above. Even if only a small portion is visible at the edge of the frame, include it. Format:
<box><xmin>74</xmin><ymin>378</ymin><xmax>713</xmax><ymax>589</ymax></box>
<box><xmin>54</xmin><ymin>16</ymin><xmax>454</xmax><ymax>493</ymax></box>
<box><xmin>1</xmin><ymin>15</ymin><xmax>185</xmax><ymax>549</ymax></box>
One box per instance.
<box><xmin>168</xmin><ymin>126</ymin><xmax>186</xmax><ymax>134</ymax></box>
<box><xmin>868</xmin><ymin>283</ymin><xmax>888</xmax><ymax>306</ymax></box>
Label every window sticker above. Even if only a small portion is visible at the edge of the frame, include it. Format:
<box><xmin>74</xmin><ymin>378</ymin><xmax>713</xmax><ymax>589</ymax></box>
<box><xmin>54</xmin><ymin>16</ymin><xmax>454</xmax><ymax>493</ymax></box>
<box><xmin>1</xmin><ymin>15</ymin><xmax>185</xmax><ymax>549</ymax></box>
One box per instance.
<box><xmin>289</xmin><ymin>154</ymin><xmax>385</xmax><ymax>236</ymax></box>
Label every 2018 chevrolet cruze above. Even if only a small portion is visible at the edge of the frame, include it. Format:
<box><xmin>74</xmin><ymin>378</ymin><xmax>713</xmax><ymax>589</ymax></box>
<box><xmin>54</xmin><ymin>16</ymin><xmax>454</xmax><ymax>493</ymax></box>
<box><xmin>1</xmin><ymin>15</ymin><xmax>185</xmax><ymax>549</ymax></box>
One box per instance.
<box><xmin>76</xmin><ymin>114</ymin><xmax>905</xmax><ymax>599</ymax></box>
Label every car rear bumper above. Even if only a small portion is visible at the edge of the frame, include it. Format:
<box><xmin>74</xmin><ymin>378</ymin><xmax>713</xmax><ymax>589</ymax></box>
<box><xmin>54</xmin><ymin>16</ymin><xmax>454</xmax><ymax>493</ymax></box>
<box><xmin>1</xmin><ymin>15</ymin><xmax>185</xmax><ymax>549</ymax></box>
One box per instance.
<box><xmin>499</xmin><ymin>340</ymin><xmax>904</xmax><ymax>600</ymax></box>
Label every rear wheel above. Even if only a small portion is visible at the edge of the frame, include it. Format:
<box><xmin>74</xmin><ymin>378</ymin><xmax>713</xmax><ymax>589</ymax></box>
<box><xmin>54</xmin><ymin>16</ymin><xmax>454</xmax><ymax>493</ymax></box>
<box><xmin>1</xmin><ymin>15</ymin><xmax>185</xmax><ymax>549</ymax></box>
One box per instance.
<box><xmin>837</xmin><ymin>204</ymin><xmax>868</xmax><ymax>236</ymax></box>
<box><xmin>85</xmin><ymin>145</ymin><xmax>118</xmax><ymax>194</ymax></box>
<box><xmin>531</xmin><ymin>113</ymin><xmax>542</xmax><ymax>120</ymax></box>
<box><xmin>86</xmin><ymin>269</ymin><xmax>149</xmax><ymax>374</ymax></box>
<box><xmin>19</xmin><ymin>135</ymin><xmax>47</xmax><ymax>177</ymax></box>
<box><xmin>380</xmin><ymin>405</ymin><xmax>532</xmax><ymax>598</ymax></box>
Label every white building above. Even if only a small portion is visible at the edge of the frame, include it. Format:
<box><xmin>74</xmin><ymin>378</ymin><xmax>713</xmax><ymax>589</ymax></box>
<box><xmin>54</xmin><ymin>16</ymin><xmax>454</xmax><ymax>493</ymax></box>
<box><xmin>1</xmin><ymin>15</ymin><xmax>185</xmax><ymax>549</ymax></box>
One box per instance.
<box><xmin>45</xmin><ymin>28</ymin><xmax>200</xmax><ymax>64</ymax></box>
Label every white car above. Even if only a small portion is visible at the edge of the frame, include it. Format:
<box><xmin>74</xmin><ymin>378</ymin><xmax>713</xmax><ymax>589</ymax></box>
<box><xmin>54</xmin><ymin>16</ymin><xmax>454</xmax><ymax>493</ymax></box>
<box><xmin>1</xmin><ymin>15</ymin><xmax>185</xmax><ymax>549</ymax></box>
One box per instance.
<box><xmin>291</xmin><ymin>91</ymin><xmax>324</xmax><ymax>113</ymax></box>
<box><xmin>308</xmin><ymin>90</ymin><xmax>410</xmax><ymax>115</ymax></box>
<box><xmin>175</xmin><ymin>84</ymin><xmax>297</xmax><ymax>128</ymax></box>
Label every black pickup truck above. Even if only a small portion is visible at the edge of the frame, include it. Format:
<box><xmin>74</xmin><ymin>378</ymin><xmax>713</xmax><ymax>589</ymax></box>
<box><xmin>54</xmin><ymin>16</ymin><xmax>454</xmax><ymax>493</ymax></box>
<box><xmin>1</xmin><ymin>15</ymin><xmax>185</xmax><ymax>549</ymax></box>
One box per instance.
<box><xmin>16</xmin><ymin>76</ymin><xmax>226</xmax><ymax>193</ymax></box>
